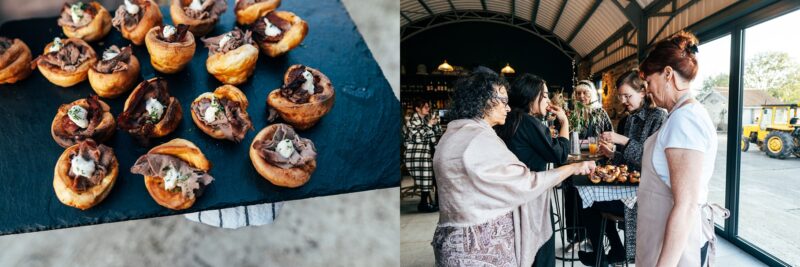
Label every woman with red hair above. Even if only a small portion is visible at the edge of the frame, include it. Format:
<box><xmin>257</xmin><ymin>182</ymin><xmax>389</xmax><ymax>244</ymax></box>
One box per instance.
<box><xmin>636</xmin><ymin>31</ymin><xmax>729</xmax><ymax>266</ymax></box>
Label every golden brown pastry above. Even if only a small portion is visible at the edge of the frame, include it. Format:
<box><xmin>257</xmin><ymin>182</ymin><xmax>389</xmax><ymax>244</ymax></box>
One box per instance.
<box><xmin>88</xmin><ymin>45</ymin><xmax>140</xmax><ymax>98</ymax></box>
<box><xmin>589</xmin><ymin>169</ymin><xmax>602</xmax><ymax>184</ymax></box>
<box><xmin>235</xmin><ymin>0</ymin><xmax>280</xmax><ymax>25</ymax></box>
<box><xmin>250</xmin><ymin>123</ymin><xmax>317</xmax><ymax>188</ymax></box>
<box><xmin>190</xmin><ymin>85</ymin><xmax>254</xmax><ymax>142</ymax></box>
<box><xmin>169</xmin><ymin>0</ymin><xmax>227</xmax><ymax>37</ymax></box>
<box><xmin>131</xmin><ymin>138</ymin><xmax>213</xmax><ymax>210</ymax></box>
<box><xmin>606</xmin><ymin>166</ymin><xmax>620</xmax><ymax>183</ymax></box>
<box><xmin>34</xmin><ymin>37</ymin><xmax>97</xmax><ymax>87</ymax></box>
<box><xmin>250</xmin><ymin>11</ymin><xmax>307</xmax><ymax>57</ymax></box>
<box><xmin>144</xmin><ymin>24</ymin><xmax>196</xmax><ymax>74</ymax></box>
<box><xmin>629</xmin><ymin>170</ymin><xmax>640</xmax><ymax>183</ymax></box>
<box><xmin>58</xmin><ymin>1</ymin><xmax>112</xmax><ymax>42</ymax></box>
<box><xmin>53</xmin><ymin>139</ymin><xmax>118</xmax><ymax>210</ymax></box>
<box><xmin>617</xmin><ymin>172</ymin><xmax>628</xmax><ymax>183</ymax></box>
<box><xmin>0</xmin><ymin>37</ymin><xmax>33</xmax><ymax>84</ymax></box>
<box><xmin>51</xmin><ymin>96</ymin><xmax>116</xmax><ymax>148</ymax></box>
<box><xmin>267</xmin><ymin>65</ymin><xmax>334</xmax><ymax>130</ymax></box>
<box><xmin>117</xmin><ymin>77</ymin><xmax>182</xmax><ymax>144</ymax></box>
<box><xmin>111</xmin><ymin>0</ymin><xmax>163</xmax><ymax>45</ymax></box>
<box><xmin>202</xmin><ymin>27</ymin><xmax>259</xmax><ymax>85</ymax></box>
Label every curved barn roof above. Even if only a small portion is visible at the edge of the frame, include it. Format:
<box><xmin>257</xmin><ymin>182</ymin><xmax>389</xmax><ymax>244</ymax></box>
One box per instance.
<box><xmin>401</xmin><ymin>0</ymin><xmax>741</xmax><ymax>73</ymax></box>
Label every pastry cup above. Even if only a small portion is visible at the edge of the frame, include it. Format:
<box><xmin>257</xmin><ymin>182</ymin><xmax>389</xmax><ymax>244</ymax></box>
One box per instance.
<box><xmin>115</xmin><ymin>0</ymin><xmax>163</xmax><ymax>45</ymax></box>
<box><xmin>61</xmin><ymin>2</ymin><xmax>113</xmax><ymax>42</ymax></box>
<box><xmin>143</xmin><ymin>138</ymin><xmax>211</xmax><ymax>210</ymax></box>
<box><xmin>205</xmin><ymin>43</ymin><xmax>258</xmax><ymax>85</ymax></box>
<box><xmin>53</xmin><ymin>141</ymin><xmax>119</xmax><ymax>210</ymax></box>
<box><xmin>235</xmin><ymin>0</ymin><xmax>280</xmax><ymax>25</ymax></box>
<box><xmin>0</xmin><ymin>38</ymin><xmax>33</xmax><ymax>84</ymax></box>
<box><xmin>169</xmin><ymin>0</ymin><xmax>224</xmax><ymax>36</ymax></box>
<box><xmin>122</xmin><ymin>77</ymin><xmax>183</xmax><ymax>138</ymax></box>
<box><xmin>191</xmin><ymin>84</ymin><xmax>252</xmax><ymax>140</ymax></box>
<box><xmin>267</xmin><ymin>65</ymin><xmax>335</xmax><ymax>130</ymax></box>
<box><xmin>51</xmin><ymin>97</ymin><xmax>116</xmax><ymax>148</ymax></box>
<box><xmin>256</xmin><ymin>11</ymin><xmax>307</xmax><ymax>57</ymax></box>
<box><xmin>37</xmin><ymin>38</ymin><xmax>97</xmax><ymax>87</ymax></box>
<box><xmin>88</xmin><ymin>53</ymin><xmax>141</xmax><ymax>98</ymax></box>
<box><xmin>249</xmin><ymin>124</ymin><xmax>316</xmax><ymax>188</ymax></box>
<box><xmin>144</xmin><ymin>26</ymin><xmax>196</xmax><ymax>74</ymax></box>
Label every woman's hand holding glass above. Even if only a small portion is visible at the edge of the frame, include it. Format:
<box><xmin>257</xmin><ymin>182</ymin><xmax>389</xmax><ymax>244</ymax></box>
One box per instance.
<box><xmin>598</xmin><ymin>140</ymin><xmax>615</xmax><ymax>158</ymax></box>
<box><xmin>546</xmin><ymin>103</ymin><xmax>567</xmax><ymax>123</ymax></box>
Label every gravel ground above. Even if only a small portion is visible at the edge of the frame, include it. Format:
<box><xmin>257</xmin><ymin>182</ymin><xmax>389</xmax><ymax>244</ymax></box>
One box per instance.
<box><xmin>0</xmin><ymin>0</ymin><xmax>400</xmax><ymax>266</ymax></box>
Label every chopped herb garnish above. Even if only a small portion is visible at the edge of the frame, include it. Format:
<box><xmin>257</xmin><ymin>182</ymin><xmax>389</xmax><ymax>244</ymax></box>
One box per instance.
<box><xmin>147</xmin><ymin>111</ymin><xmax>160</xmax><ymax>123</ymax></box>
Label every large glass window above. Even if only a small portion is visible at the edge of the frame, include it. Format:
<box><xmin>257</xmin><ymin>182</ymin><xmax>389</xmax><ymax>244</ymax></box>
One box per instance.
<box><xmin>740</xmin><ymin>9</ymin><xmax>800</xmax><ymax>266</ymax></box>
<box><xmin>690</xmin><ymin>35</ymin><xmax>731</xmax><ymax>228</ymax></box>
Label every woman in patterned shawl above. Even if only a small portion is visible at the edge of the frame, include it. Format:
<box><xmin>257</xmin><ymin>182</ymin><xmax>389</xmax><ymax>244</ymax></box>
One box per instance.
<box><xmin>432</xmin><ymin>67</ymin><xmax>596</xmax><ymax>267</ymax></box>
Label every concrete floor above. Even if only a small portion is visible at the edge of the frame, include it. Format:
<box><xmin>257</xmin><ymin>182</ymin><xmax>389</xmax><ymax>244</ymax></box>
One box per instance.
<box><xmin>0</xmin><ymin>0</ymin><xmax>400</xmax><ymax>266</ymax></box>
<box><xmin>400</xmin><ymin>176</ymin><xmax>769</xmax><ymax>267</ymax></box>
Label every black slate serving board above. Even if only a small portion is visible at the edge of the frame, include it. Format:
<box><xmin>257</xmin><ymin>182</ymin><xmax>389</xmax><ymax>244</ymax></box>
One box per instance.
<box><xmin>0</xmin><ymin>0</ymin><xmax>399</xmax><ymax>235</ymax></box>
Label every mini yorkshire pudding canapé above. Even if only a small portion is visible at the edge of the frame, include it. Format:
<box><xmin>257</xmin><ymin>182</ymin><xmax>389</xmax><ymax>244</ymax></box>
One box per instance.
<box><xmin>169</xmin><ymin>0</ymin><xmax>227</xmax><ymax>37</ymax></box>
<box><xmin>234</xmin><ymin>0</ymin><xmax>280</xmax><ymax>25</ymax></box>
<box><xmin>202</xmin><ymin>27</ymin><xmax>259</xmax><ymax>85</ymax></box>
<box><xmin>190</xmin><ymin>85</ymin><xmax>254</xmax><ymax>142</ymax></box>
<box><xmin>34</xmin><ymin>37</ymin><xmax>97</xmax><ymax>87</ymax></box>
<box><xmin>88</xmin><ymin>45</ymin><xmax>141</xmax><ymax>98</ymax></box>
<box><xmin>250</xmin><ymin>10</ymin><xmax>307</xmax><ymax>57</ymax></box>
<box><xmin>267</xmin><ymin>65</ymin><xmax>334</xmax><ymax>130</ymax></box>
<box><xmin>58</xmin><ymin>1</ymin><xmax>112</xmax><ymax>42</ymax></box>
<box><xmin>51</xmin><ymin>95</ymin><xmax>116</xmax><ymax>148</ymax></box>
<box><xmin>144</xmin><ymin>24</ymin><xmax>195</xmax><ymax>74</ymax></box>
<box><xmin>53</xmin><ymin>139</ymin><xmax>119</xmax><ymax>210</ymax></box>
<box><xmin>111</xmin><ymin>0</ymin><xmax>164</xmax><ymax>45</ymax></box>
<box><xmin>0</xmin><ymin>37</ymin><xmax>33</xmax><ymax>84</ymax></box>
<box><xmin>117</xmin><ymin>77</ymin><xmax>182</xmax><ymax>144</ymax></box>
<box><xmin>249</xmin><ymin>123</ymin><xmax>317</xmax><ymax>188</ymax></box>
<box><xmin>130</xmin><ymin>138</ymin><xmax>214</xmax><ymax>210</ymax></box>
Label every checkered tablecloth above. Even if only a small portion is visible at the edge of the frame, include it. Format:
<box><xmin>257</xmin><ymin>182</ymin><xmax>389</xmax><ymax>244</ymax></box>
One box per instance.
<box><xmin>575</xmin><ymin>185</ymin><xmax>637</xmax><ymax>208</ymax></box>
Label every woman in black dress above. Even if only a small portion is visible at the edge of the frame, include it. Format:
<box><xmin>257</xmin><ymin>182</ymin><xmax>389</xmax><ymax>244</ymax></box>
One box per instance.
<box><xmin>496</xmin><ymin>73</ymin><xmax>570</xmax><ymax>266</ymax></box>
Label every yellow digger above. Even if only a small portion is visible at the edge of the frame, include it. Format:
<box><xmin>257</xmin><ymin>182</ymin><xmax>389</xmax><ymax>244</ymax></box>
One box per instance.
<box><xmin>741</xmin><ymin>103</ymin><xmax>800</xmax><ymax>159</ymax></box>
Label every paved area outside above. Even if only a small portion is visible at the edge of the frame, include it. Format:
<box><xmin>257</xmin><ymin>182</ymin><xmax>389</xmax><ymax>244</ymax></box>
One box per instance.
<box><xmin>0</xmin><ymin>0</ymin><xmax>401</xmax><ymax>266</ymax></box>
<box><xmin>400</xmin><ymin>176</ymin><xmax>768</xmax><ymax>267</ymax></box>
<box><xmin>708</xmin><ymin>133</ymin><xmax>800</xmax><ymax>266</ymax></box>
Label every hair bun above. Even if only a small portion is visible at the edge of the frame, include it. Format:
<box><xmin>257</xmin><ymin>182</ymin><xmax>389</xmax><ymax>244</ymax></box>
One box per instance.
<box><xmin>669</xmin><ymin>31</ymin><xmax>699</xmax><ymax>55</ymax></box>
<box><xmin>686</xmin><ymin>43</ymin><xmax>699</xmax><ymax>54</ymax></box>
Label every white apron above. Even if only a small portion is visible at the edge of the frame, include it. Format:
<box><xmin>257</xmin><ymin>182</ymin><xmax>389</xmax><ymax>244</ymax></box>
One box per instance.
<box><xmin>636</xmin><ymin>98</ymin><xmax>730</xmax><ymax>267</ymax></box>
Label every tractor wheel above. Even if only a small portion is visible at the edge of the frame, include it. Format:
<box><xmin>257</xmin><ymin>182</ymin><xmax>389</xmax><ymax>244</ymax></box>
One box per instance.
<box><xmin>765</xmin><ymin>131</ymin><xmax>793</xmax><ymax>159</ymax></box>
<box><xmin>794</xmin><ymin>137</ymin><xmax>800</xmax><ymax>158</ymax></box>
<box><xmin>741</xmin><ymin>137</ymin><xmax>749</xmax><ymax>152</ymax></box>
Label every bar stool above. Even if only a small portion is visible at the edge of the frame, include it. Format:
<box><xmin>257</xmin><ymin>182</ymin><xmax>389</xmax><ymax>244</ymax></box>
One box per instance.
<box><xmin>595</xmin><ymin>212</ymin><xmax>629</xmax><ymax>267</ymax></box>
<box><xmin>553</xmin><ymin>183</ymin><xmax>587</xmax><ymax>265</ymax></box>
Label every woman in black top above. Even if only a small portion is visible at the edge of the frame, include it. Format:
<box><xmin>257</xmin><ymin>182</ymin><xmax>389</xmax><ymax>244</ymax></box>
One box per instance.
<box><xmin>577</xmin><ymin>70</ymin><xmax>667</xmax><ymax>265</ymax></box>
<box><xmin>600</xmin><ymin>71</ymin><xmax>667</xmax><ymax>171</ymax></box>
<box><xmin>496</xmin><ymin>73</ymin><xmax>570</xmax><ymax>267</ymax></box>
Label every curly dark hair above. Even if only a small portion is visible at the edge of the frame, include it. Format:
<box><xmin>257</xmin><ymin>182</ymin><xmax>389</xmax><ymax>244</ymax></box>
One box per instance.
<box><xmin>447</xmin><ymin>66</ymin><xmax>509</xmax><ymax>121</ymax></box>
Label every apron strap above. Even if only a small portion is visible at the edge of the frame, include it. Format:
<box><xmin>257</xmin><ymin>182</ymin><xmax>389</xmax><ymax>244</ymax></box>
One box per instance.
<box><xmin>701</xmin><ymin>203</ymin><xmax>730</xmax><ymax>267</ymax></box>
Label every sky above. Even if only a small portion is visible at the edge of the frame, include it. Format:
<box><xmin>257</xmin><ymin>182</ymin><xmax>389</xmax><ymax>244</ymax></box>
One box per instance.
<box><xmin>691</xmin><ymin>8</ymin><xmax>800</xmax><ymax>90</ymax></box>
